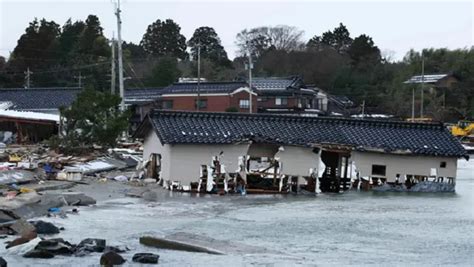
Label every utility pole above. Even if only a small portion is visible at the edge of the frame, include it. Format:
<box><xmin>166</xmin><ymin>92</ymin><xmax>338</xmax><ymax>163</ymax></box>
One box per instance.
<box><xmin>24</xmin><ymin>67</ymin><xmax>32</xmax><ymax>88</ymax></box>
<box><xmin>411</xmin><ymin>87</ymin><xmax>415</xmax><ymax>120</ymax></box>
<box><xmin>74</xmin><ymin>72</ymin><xmax>84</xmax><ymax>88</ymax></box>
<box><xmin>361</xmin><ymin>100</ymin><xmax>365</xmax><ymax>117</ymax></box>
<box><xmin>247</xmin><ymin>51</ymin><xmax>253</xmax><ymax>113</ymax></box>
<box><xmin>110</xmin><ymin>35</ymin><xmax>116</xmax><ymax>95</ymax></box>
<box><xmin>115</xmin><ymin>0</ymin><xmax>125</xmax><ymax>112</ymax></box>
<box><xmin>420</xmin><ymin>53</ymin><xmax>425</xmax><ymax>118</ymax></box>
<box><xmin>197</xmin><ymin>41</ymin><xmax>201</xmax><ymax>111</ymax></box>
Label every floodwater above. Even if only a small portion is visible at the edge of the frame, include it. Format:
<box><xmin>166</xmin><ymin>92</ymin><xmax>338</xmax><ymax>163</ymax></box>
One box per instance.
<box><xmin>2</xmin><ymin>159</ymin><xmax>474</xmax><ymax>266</ymax></box>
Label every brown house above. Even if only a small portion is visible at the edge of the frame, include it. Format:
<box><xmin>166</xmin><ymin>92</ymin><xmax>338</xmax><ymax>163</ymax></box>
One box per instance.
<box><xmin>158</xmin><ymin>81</ymin><xmax>257</xmax><ymax>113</ymax></box>
<box><xmin>252</xmin><ymin>76</ymin><xmax>321</xmax><ymax>115</ymax></box>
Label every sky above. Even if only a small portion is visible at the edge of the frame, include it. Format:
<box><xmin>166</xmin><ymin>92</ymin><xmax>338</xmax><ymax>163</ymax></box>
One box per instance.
<box><xmin>0</xmin><ymin>0</ymin><xmax>472</xmax><ymax>61</ymax></box>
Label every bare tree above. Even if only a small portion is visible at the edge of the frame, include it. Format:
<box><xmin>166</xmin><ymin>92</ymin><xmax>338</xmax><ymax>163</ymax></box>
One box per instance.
<box><xmin>236</xmin><ymin>25</ymin><xmax>304</xmax><ymax>57</ymax></box>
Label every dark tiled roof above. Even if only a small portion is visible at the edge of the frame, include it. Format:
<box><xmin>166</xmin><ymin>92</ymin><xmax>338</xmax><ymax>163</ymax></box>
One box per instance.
<box><xmin>124</xmin><ymin>88</ymin><xmax>163</xmax><ymax>105</ymax></box>
<box><xmin>137</xmin><ymin>110</ymin><xmax>467</xmax><ymax>158</ymax></box>
<box><xmin>161</xmin><ymin>82</ymin><xmax>248</xmax><ymax>95</ymax></box>
<box><xmin>252</xmin><ymin>76</ymin><xmax>302</xmax><ymax>91</ymax></box>
<box><xmin>0</xmin><ymin>87</ymin><xmax>82</xmax><ymax>110</ymax></box>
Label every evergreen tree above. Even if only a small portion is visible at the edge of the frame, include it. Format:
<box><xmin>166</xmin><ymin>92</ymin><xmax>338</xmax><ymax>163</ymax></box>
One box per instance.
<box><xmin>188</xmin><ymin>26</ymin><xmax>231</xmax><ymax>67</ymax></box>
<box><xmin>140</xmin><ymin>19</ymin><xmax>187</xmax><ymax>59</ymax></box>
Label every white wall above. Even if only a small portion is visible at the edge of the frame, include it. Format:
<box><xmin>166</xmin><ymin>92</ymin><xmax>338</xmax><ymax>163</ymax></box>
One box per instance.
<box><xmin>142</xmin><ymin>131</ymin><xmax>171</xmax><ymax>180</ymax></box>
<box><xmin>168</xmin><ymin>143</ymin><xmax>250</xmax><ymax>185</ymax></box>
<box><xmin>275</xmin><ymin>146</ymin><xmax>319</xmax><ymax>177</ymax></box>
<box><xmin>351</xmin><ymin>151</ymin><xmax>458</xmax><ymax>182</ymax></box>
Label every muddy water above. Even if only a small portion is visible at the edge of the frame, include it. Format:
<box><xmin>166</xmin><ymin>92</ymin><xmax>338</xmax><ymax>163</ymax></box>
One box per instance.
<box><xmin>2</xmin><ymin>159</ymin><xmax>473</xmax><ymax>266</ymax></box>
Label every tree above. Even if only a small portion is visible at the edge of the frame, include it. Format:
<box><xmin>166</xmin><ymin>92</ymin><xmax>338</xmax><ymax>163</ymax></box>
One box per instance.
<box><xmin>60</xmin><ymin>88</ymin><xmax>130</xmax><ymax>148</ymax></box>
<box><xmin>145</xmin><ymin>56</ymin><xmax>181</xmax><ymax>87</ymax></box>
<box><xmin>7</xmin><ymin>18</ymin><xmax>61</xmax><ymax>87</ymax></box>
<box><xmin>188</xmin><ymin>26</ymin><xmax>231</xmax><ymax>67</ymax></box>
<box><xmin>348</xmin><ymin>34</ymin><xmax>381</xmax><ymax>66</ymax></box>
<box><xmin>140</xmin><ymin>19</ymin><xmax>187</xmax><ymax>59</ymax></box>
<box><xmin>308</xmin><ymin>23</ymin><xmax>353</xmax><ymax>54</ymax></box>
<box><xmin>236</xmin><ymin>25</ymin><xmax>304</xmax><ymax>57</ymax></box>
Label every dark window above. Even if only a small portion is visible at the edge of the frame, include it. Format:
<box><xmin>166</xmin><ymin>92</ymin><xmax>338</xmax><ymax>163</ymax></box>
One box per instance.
<box><xmin>195</xmin><ymin>99</ymin><xmax>207</xmax><ymax>109</ymax></box>
<box><xmin>371</xmin><ymin>165</ymin><xmax>386</xmax><ymax>176</ymax></box>
<box><xmin>440</xmin><ymin>161</ymin><xmax>447</xmax><ymax>168</ymax></box>
<box><xmin>162</xmin><ymin>100</ymin><xmax>173</xmax><ymax>109</ymax></box>
<box><xmin>239</xmin><ymin>99</ymin><xmax>250</xmax><ymax>109</ymax></box>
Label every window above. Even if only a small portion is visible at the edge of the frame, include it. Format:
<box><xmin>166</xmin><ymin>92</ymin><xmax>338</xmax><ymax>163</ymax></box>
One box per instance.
<box><xmin>371</xmin><ymin>165</ymin><xmax>386</xmax><ymax>176</ymax></box>
<box><xmin>275</xmin><ymin>97</ymin><xmax>288</xmax><ymax>106</ymax></box>
<box><xmin>195</xmin><ymin>99</ymin><xmax>207</xmax><ymax>109</ymax></box>
<box><xmin>162</xmin><ymin>100</ymin><xmax>173</xmax><ymax>109</ymax></box>
<box><xmin>440</xmin><ymin>161</ymin><xmax>447</xmax><ymax>168</ymax></box>
<box><xmin>239</xmin><ymin>99</ymin><xmax>250</xmax><ymax>109</ymax></box>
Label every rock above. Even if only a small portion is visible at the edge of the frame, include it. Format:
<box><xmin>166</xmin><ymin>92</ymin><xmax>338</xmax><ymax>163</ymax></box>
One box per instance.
<box><xmin>23</xmin><ymin>249</ymin><xmax>55</xmax><ymax>258</ymax></box>
<box><xmin>61</xmin><ymin>192</ymin><xmax>96</xmax><ymax>206</ymax></box>
<box><xmin>74</xmin><ymin>238</ymin><xmax>106</xmax><ymax>256</ymax></box>
<box><xmin>99</xmin><ymin>251</ymin><xmax>125</xmax><ymax>266</ymax></box>
<box><xmin>9</xmin><ymin>219</ymin><xmax>36</xmax><ymax>236</ymax></box>
<box><xmin>104</xmin><ymin>246</ymin><xmax>127</xmax><ymax>253</ymax></box>
<box><xmin>31</xmin><ymin>220</ymin><xmax>60</xmax><ymax>234</ymax></box>
<box><xmin>0</xmin><ymin>256</ymin><xmax>6</xmax><ymax>267</ymax></box>
<box><xmin>132</xmin><ymin>253</ymin><xmax>159</xmax><ymax>264</ymax></box>
<box><xmin>35</xmin><ymin>238</ymin><xmax>74</xmax><ymax>255</ymax></box>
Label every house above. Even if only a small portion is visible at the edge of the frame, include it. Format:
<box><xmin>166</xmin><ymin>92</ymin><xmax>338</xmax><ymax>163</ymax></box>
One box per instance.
<box><xmin>0</xmin><ymin>87</ymin><xmax>82</xmax><ymax>115</ymax></box>
<box><xmin>158</xmin><ymin>81</ymin><xmax>257</xmax><ymax>113</ymax></box>
<box><xmin>252</xmin><ymin>76</ymin><xmax>320</xmax><ymax>115</ymax></box>
<box><xmin>0</xmin><ymin>109</ymin><xmax>59</xmax><ymax>143</ymax></box>
<box><xmin>404</xmin><ymin>73</ymin><xmax>459</xmax><ymax>89</ymax></box>
<box><xmin>124</xmin><ymin>88</ymin><xmax>164</xmax><ymax>132</ymax></box>
<box><xmin>135</xmin><ymin>110</ymin><xmax>467</xmax><ymax>194</ymax></box>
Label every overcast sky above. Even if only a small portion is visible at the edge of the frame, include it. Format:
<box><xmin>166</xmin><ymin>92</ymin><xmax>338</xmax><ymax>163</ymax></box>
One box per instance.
<box><xmin>0</xmin><ymin>0</ymin><xmax>472</xmax><ymax>61</ymax></box>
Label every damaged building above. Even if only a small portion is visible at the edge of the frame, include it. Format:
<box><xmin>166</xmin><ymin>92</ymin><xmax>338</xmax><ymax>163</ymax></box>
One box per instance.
<box><xmin>135</xmin><ymin>110</ymin><xmax>467</xmax><ymax>193</ymax></box>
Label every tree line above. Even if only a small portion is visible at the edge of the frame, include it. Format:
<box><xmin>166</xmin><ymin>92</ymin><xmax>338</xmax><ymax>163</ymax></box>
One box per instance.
<box><xmin>0</xmin><ymin>15</ymin><xmax>472</xmax><ymax>121</ymax></box>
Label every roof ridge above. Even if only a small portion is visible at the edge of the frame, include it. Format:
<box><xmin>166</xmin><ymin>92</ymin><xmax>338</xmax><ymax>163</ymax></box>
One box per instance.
<box><xmin>0</xmin><ymin>87</ymin><xmax>82</xmax><ymax>91</ymax></box>
<box><xmin>150</xmin><ymin>110</ymin><xmax>444</xmax><ymax>129</ymax></box>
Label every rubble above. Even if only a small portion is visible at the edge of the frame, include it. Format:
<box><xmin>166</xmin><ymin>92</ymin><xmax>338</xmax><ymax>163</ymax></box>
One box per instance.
<box><xmin>23</xmin><ymin>249</ymin><xmax>55</xmax><ymax>258</ymax></box>
<box><xmin>0</xmin><ymin>256</ymin><xmax>6</xmax><ymax>267</ymax></box>
<box><xmin>74</xmin><ymin>238</ymin><xmax>106</xmax><ymax>256</ymax></box>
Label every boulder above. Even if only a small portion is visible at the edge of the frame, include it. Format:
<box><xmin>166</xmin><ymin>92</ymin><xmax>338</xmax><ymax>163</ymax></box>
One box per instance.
<box><xmin>0</xmin><ymin>256</ymin><xmax>6</xmax><ymax>267</ymax></box>
<box><xmin>23</xmin><ymin>249</ymin><xmax>55</xmax><ymax>258</ymax></box>
<box><xmin>100</xmin><ymin>251</ymin><xmax>125</xmax><ymax>266</ymax></box>
<box><xmin>104</xmin><ymin>246</ymin><xmax>127</xmax><ymax>253</ymax></box>
<box><xmin>74</xmin><ymin>238</ymin><xmax>106</xmax><ymax>256</ymax></box>
<box><xmin>35</xmin><ymin>238</ymin><xmax>74</xmax><ymax>255</ymax></box>
<box><xmin>31</xmin><ymin>220</ymin><xmax>60</xmax><ymax>234</ymax></box>
<box><xmin>9</xmin><ymin>219</ymin><xmax>36</xmax><ymax>236</ymax></box>
<box><xmin>132</xmin><ymin>253</ymin><xmax>159</xmax><ymax>264</ymax></box>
